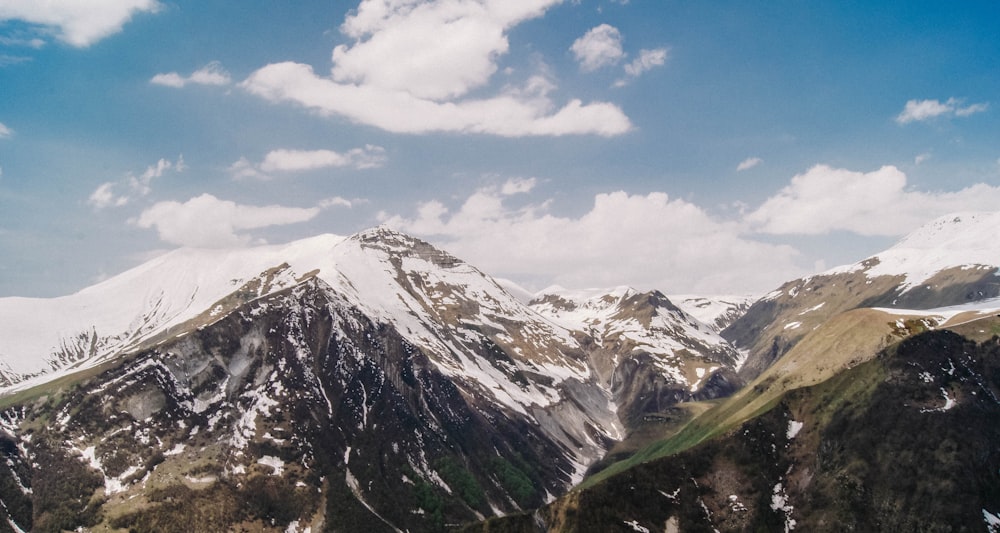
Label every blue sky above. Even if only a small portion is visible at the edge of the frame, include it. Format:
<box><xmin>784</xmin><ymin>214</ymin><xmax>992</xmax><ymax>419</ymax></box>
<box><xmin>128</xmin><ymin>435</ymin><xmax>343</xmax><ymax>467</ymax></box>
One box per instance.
<box><xmin>1</xmin><ymin>0</ymin><xmax>998</xmax><ymax>298</ymax></box>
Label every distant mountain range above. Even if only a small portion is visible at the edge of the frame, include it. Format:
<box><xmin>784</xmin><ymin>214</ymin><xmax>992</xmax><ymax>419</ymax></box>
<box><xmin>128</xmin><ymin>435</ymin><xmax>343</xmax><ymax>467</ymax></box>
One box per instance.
<box><xmin>0</xmin><ymin>212</ymin><xmax>997</xmax><ymax>531</ymax></box>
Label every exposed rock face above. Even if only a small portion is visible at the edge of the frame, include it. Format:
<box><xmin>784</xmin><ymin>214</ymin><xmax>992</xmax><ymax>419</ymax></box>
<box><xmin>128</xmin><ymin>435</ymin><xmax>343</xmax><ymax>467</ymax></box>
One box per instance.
<box><xmin>0</xmin><ymin>278</ymin><xmax>610</xmax><ymax>531</ymax></box>
<box><xmin>476</xmin><ymin>329</ymin><xmax>1000</xmax><ymax>532</ymax></box>
<box><xmin>530</xmin><ymin>287</ymin><xmax>745</xmax><ymax>427</ymax></box>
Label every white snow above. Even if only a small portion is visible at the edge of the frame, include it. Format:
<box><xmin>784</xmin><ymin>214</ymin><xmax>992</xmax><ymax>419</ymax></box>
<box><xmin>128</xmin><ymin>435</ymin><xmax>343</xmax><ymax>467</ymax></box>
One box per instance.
<box><xmin>921</xmin><ymin>388</ymin><xmax>957</xmax><ymax>413</ymax></box>
<box><xmin>786</xmin><ymin>420</ymin><xmax>804</xmax><ymax>439</ymax></box>
<box><xmin>623</xmin><ymin>520</ymin><xmax>649</xmax><ymax>532</ymax></box>
<box><xmin>670</xmin><ymin>294</ymin><xmax>757</xmax><ymax>331</ymax></box>
<box><xmin>531</xmin><ymin>286</ymin><xmax>738</xmax><ymax>389</ymax></box>
<box><xmin>164</xmin><ymin>443</ymin><xmax>185</xmax><ymax>456</ymax></box>
<box><xmin>257</xmin><ymin>455</ymin><xmax>285</xmax><ymax>476</ymax></box>
<box><xmin>824</xmin><ymin>212</ymin><xmax>1000</xmax><ymax>292</ymax></box>
<box><xmin>984</xmin><ymin>509</ymin><xmax>1000</xmax><ymax>532</ymax></box>
<box><xmin>770</xmin><ymin>483</ymin><xmax>796</xmax><ymax>532</ymax></box>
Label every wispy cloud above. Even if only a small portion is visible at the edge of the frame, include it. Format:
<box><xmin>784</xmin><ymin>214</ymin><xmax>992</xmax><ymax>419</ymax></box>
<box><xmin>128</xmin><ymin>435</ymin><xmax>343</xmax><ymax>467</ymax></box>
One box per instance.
<box><xmin>135</xmin><ymin>194</ymin><xmax>321</xmax><ymax>248</ymax></box>
<box><xmin>736</xmin><ymin>157</ymin><xmax>762</xmax><ymax>172</ymax></box>
<box><xmin>87</xmin><ymin>156</ymin><xmax>184</xmax><ymax>209</ymax></box>
<box><xmin>571</xmin><ymin>24</ymin><xmax>624</xmax><ymax>72</ymax></box>
<box><xmin>614</xmin><ymin>47</ymin><xmax>668</xmax><ymax>87</ymax></box>
<box><xmin>0</xmin><ymin>35</ymin><xmax>45</xmax><ymax>48</ymax></box>
<box><xmin>151</xmin><ymin>61</ymin><xmax>231</xmax><ymax>88</ymax></box>
<box><xmin>241</xmin><ymin>0</ymin><xmax>631</xmax><ymax>137</ymax></box>
<box><xmin>0</xmin><ymin>0</ymin><xmax>161</xmax><ymax>47</ymax></box>
<box><xmin>895</xmin><ymin>97</ymin><xmax>988</xmax><ymax>124</ymax></box>
<box><xmin>229</xmin><ymin>145</ymin><xmax>387</xmax><ymax>180</ymax></box>
<box><xmin>0</xmin><ymin>122</ymin><xmax>12</xmax><ymax>139</ymax></box>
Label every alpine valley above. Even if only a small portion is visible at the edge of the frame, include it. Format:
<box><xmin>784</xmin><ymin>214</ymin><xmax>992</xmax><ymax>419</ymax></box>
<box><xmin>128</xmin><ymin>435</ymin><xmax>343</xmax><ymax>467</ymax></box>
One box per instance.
<box><xmin>0</xmin><ymin>212</ymin><xmax>998</xmax><ymax>532</ymax></box>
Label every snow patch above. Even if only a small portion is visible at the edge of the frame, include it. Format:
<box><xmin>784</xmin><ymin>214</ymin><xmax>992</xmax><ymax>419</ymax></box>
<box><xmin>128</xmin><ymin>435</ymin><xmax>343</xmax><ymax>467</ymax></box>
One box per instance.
<box><xmin>770</xmin><ymin>483</ymin><xmax>796</xmax><ymax>532</ymax></box>
<box><xmin>984</xmin><ymin>509</ymin><xmax>1000</xmax><ymax>533</ymax></box>
<box><xmin>623</xmin><ymin>520</ymin><xmax>649</xmax><ymax>532</ymax></box>
<box><xmin>257</xmin><ymin>455</ymin><xmax>285</xmax><ymax>476</ymax></box>
<box><xmin>786</xmin><ymin>420</ymin><xmax>804</xmax><ymax>439</ymax></box>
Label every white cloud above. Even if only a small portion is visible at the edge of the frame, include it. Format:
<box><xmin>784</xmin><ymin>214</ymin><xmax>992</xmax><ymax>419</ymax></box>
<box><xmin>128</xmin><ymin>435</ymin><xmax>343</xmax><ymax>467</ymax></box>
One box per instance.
<box><xmin>500</xmin><ymin>177</ymin><xmax>537</xmax><ymax>195</ymax></box>
<box><xmin>243</xmin><ymin>62</ymin><xmax>631</xmax><ymax>137</ymax></box>
<box><xmin>613</xmin><ymin>47</ymin><xmax>668</xmax><ymax>86</ymax></box>
<box><xmin>260</xmin><ymin>146</ymin><xmax>386</xmax><ymax>173</ymax></box>
<box><xmin>914</xmin><ymin>153</ymin><xmax>931</xmax><ymax>165</ymax></box>
<box><xmin>895</xmin><ymin>97</ymin><xmax>989</xmax><ymax>124</ymax></box>
<box><xmin>151</xmin><ymin>61</ymin><xmax>231</xmax><ymax>88</ymax></box>
<box><xmin>135</xmin><ymin>193</ymin><xmax>322</xmax><ymax>248</ymax></box>
<box><xmin>570</xmin><ymin>24</ymin><xmax>624</xmax><ymax>72</ymax></box>
<box><xmin>0</xmin><ymin>35</ymin><xmax>45</xmax><ymax>48</ymax></box>
<box><xmin>380</xmin><ymin>184</ymin><xmax>803</xmax><ymax>295</ymax></box>
<box><xmin>319</xmin><ymin>196</ymin><xmax>354</xmax><ymax>208</ymax></box>
<box><xmin>737</xmin><ymin>157</ymin><xmax>762</xmax><ymax>172</ymax></box>
<box><xmin>623</xmin><ymin>47</ymin><xmax>667</xmax><ymax>77</ymax></box>
<box><xmin>229</xmin><ymin>145</ymin><xmax>386</xmax><ymax>180</ymax></box>
<box><xmin>227</xmin><ymin>158</ymin><xmax>269</xmax><ymax>181</ymax></box>
<box><xmin>0</xmin><ymin>0</ymin><xmax>160</xmax><ymax>47</ymax></box>
<box><xmin>0</xmin><ymin>122</ymin><xmax>11</xmax><ymax>139</ymax></box>
<box><xmin>746</xmin><ymin>164</ymin><xmax>1000</xmax><ymax>236</ymax></box>
<box><xmin>240</xmin><ymin>0</ymin><xmax>631</xmax><ymax>137</ymax></box>
<box><xmin>87</xmin><ymin>156</ymin><xmax>184</xmax><ymax>209</ymax></box>
<box><xmin>88</xmin><ymin>182</ymin><xmax>128</xmax><ymax>209</ymax></box>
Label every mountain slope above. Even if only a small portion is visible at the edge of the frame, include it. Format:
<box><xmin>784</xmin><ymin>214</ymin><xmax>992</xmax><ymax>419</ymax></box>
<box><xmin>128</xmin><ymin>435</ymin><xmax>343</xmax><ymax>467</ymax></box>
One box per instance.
<box><xmin>0</xmin><ymin>278</ymin><xmax>591</xmax><ymax>531</ymax></box>
<box><xmin>474</xmin><ymin>322</ymin><xmax>1000</xmax><ymax>532</ymax></box>
<box><xmin>726</xmin><ymin>211</ymin><xmax>1000</xmax><ymax>380</ymax></box>
<box><xmin>0</xmin><ymin>228</ymin><xmax>633</xmax><ymax>531</ymax></box>
<box><xmin>529</xmin><ymin>287</ymin><xmax>743</xmax><ymax>426</ymax></box>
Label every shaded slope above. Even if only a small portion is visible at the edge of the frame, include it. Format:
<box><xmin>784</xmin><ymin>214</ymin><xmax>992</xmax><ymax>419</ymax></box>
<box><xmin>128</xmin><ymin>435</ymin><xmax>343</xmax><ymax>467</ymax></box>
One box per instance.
<box><xmin>478</xmin><ymin>327</ymin><xmax>1000</xmax><ymax>532</ymax></box>
<box><xmin>0</xmin><ymin>277</ymin><xmax>596</xmax><ymax>532</ymax></box>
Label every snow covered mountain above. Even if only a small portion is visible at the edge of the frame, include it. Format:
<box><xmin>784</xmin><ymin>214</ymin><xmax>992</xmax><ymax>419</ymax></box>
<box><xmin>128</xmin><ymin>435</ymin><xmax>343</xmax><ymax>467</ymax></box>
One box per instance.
<box><xmin>725</xmin><ymin>211</ymin><xmax>1000</xmax><ymax>379</ymax></box>
<box><xmin>529</xmin><ymin>286</ymin><xmax>743</xmax><ymax>425</ymax></box>
<box><xmin>670</xmin><ymin>294</ymin><xmax>756</xmax><ymax>333</ymax></box>
<box><xmin>0</xmin><ymin>226</ymin><xmax>743</xmax><ymax>531</ymax></box>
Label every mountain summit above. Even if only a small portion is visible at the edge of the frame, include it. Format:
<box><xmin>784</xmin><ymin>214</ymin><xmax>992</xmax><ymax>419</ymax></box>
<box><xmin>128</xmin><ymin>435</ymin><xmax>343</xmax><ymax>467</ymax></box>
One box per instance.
<box><xmin>0</xmin><ymin>226</ymin><xmax>744</xmax><ymax>531</ymax></box>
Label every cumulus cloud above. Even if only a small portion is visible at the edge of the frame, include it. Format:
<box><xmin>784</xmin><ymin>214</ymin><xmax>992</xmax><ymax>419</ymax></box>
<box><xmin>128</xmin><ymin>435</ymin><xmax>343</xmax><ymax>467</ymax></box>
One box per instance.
<box><xmin>229</xmin><ymin>145</ymin><xmax>386</xmax><ymax>180</ymax></box>
<box><xmin>87</xmin><ymin>156</ymin><xmax>184</xmax><ymax>209</ymax></box>
<box><xmin>0</xmin><ymin>122</ymin><xmax>11</xmax><ymax>139</ymax></box>
<box><xmin>745</xmin><ymin>164</ymin><xmax>1000</xmax><ymax>236</ymax></box>
<box><xmin>380</xmin><ymin>179</ymin><xmax>802</xmax><ymax>294</ymax></box>
<box><xmin>240</xmin><ymin>0</ymin><xmax>631</xmax><ymax>137</ymax></box>
<box><xmin>570</xmin><ymin>24</ymin><xmax>624</xmax><ymax>72</ymax></box>
<box><xmin>135</xmin><ymin>194</ymin><xmax>322</xmax><ymax>248</ymax></box>
<box><xmin>737</xmin><ymin>157</ymin><xmax>762</xmax><ymax>172</ymax></box>
<box><xmin>895</xmin><ymin>97</ymin><xmax>989</xmax><ymax>124</ymax></box>
<box><xmin>0</xmin><ymin>0</ymin><xmax>160</xmax><ymax>47</ymax></box>
<box><xmin>150</xmin><ymin>61</ymin><xmax>231</xmax><ymax>88</ymax></box>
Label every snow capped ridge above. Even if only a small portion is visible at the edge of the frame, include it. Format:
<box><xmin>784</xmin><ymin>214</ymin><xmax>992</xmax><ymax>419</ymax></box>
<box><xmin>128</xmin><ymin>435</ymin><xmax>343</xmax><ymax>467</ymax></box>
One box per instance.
<box><xmin>529</xmin><ymin>284</ymin><xmax>743</xmax><ymax>403</ymax></box>
<box><xmin>823</xmin><ymin>211</ymin><xmax>1000</xmax><ymax>291</ymax></box>
<box><xmin>0</xmin><ymin>235</ymin><xmax>349</xmax><ymax>391</ymax></box>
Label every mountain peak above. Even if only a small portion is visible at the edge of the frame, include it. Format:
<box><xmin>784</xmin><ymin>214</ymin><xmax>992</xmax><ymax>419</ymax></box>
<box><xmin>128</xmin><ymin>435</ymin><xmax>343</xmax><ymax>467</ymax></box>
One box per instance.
<box><xmin>892</xmin><ymin>211</ymin><xmax>1000</xmax><ymax>251</ymax></box>
<box><xmin>350</xmin><ymin>225</ymin><xmax>465</xmax><ymax>269</ymax></box>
